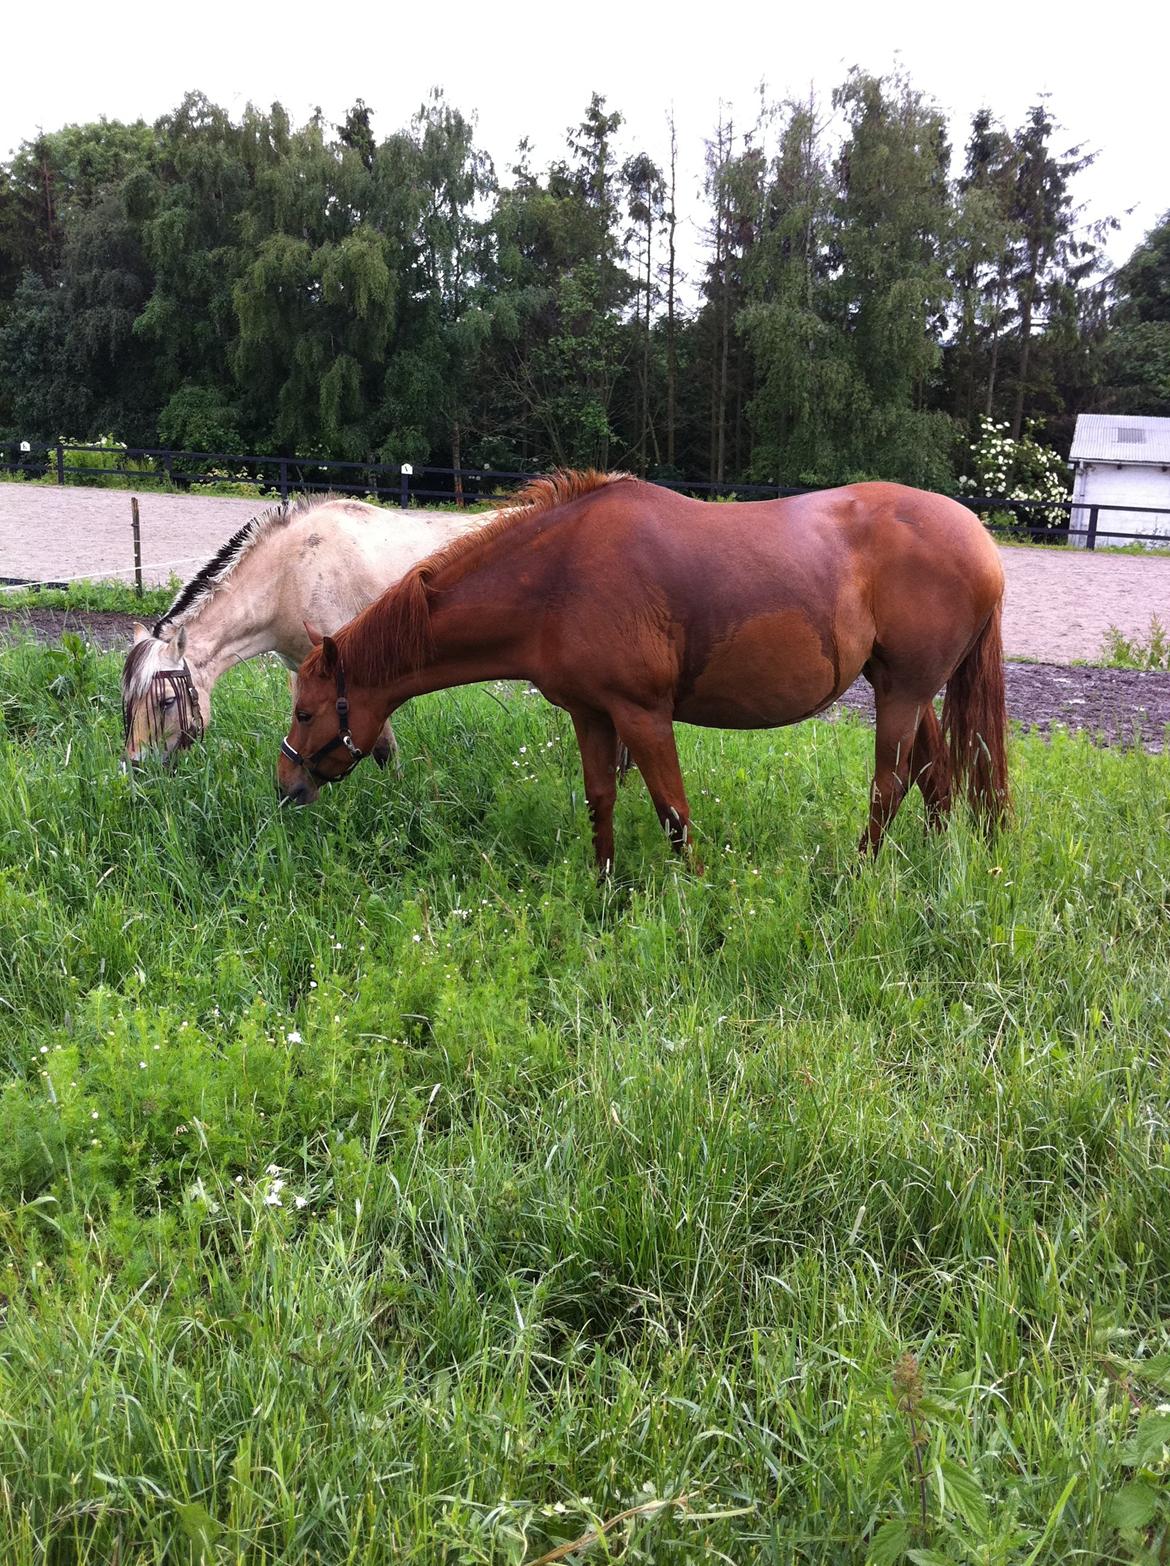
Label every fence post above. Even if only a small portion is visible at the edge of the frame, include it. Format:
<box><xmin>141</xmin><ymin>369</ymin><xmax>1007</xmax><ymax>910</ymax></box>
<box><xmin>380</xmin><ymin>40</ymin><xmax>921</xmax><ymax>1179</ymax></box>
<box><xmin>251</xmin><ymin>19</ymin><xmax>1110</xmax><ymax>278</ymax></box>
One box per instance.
<box><xmin>1086</xmin><ymin>506</ymin><xmax>1099</xmax><ymax>551</ymax></box>
<box><xmin>131</xmin><ymin>496</ymin><xmax>143</xmax><ymax>598</ymax></box>
<box><xmin>400</xmin><ymin>462</ymin><xmax>412</xmax><ymax>510</ymax></box>
<box><xmin>55</xmin><ymin>440</ymin><xmax>65</xmax><ymax>487</ymax></box>
<box><xmin>279</xmin><ymin>458</ymin><xmax>289</xmax><ymax>504</ymax></box>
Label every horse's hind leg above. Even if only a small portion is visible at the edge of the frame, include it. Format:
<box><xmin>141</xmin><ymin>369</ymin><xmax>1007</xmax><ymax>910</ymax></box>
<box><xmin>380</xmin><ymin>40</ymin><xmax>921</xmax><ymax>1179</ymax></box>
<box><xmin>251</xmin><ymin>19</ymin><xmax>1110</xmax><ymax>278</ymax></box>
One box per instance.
<box><xmin>910</xmin><ymin>705</ymin><xmax>951</xmax><ymax>828</ymax></box>
<box><xmin>861</xmin><ymin>691</ymin><xmax>930</xmax><ymax>855</ymax></box>
<box><xmin>372</xmin><ymin>720</ymin><xmax>399</xmax><ymax>773</ymax></box>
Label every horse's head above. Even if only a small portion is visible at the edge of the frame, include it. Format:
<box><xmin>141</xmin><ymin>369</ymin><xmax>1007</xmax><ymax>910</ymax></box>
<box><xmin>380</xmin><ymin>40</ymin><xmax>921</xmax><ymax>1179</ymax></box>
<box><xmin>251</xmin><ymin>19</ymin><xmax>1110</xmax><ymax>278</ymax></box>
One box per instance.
<box><xmin>277</xmin><ymin>624</ymin><xmax>385</xmax><ymax>806</ymax></box>
<box><xmin>121</xmin><ymin>622</ymin><xmax>206</xmax><ymax>766</ymax></box>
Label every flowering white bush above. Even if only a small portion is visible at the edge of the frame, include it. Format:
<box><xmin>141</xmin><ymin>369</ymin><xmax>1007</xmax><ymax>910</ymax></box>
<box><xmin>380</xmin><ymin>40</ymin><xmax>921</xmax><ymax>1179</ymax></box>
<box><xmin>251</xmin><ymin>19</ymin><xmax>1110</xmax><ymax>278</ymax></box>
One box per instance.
<box><xmin>957</xmin><ymin>418</ymin><xmax>1070</xmax><ymax>532</ymax></box>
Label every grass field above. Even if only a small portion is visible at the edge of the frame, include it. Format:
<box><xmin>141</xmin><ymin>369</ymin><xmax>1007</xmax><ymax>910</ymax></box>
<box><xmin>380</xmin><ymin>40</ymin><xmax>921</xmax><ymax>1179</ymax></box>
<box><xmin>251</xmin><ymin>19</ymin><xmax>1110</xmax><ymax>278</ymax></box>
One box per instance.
<box><xmin>1</xmin><ymin>636</ymin><xmax>1168</xmax><ymax>1564</ymax></box>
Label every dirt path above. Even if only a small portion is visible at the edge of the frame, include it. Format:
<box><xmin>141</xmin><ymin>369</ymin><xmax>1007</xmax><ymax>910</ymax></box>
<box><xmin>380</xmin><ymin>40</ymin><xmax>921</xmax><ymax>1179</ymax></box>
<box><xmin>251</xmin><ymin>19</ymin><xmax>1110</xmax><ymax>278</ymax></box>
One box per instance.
<box><xmin>1</xmin><ymin>484</ymin><xmax>1169</xmax><ymax>663</ymax></box>
<box><xmin>997</xmin><ymin>546</ymin><xmax>1170</xmax><ymax>661</ymax></box>
<box><xmin>0</xmin><ymin>485</ymin><xmax>262</xmax><ymax>590</ymax></box>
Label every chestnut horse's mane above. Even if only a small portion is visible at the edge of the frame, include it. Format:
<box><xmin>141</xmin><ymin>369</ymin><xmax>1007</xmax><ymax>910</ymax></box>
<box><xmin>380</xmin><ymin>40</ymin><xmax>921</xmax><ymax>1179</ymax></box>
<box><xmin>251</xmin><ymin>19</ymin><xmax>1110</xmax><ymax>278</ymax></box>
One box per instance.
<box><xmin>317</xmin><ymin>469</ymin><xmax>632</xmax><ymax>685</ymax></box>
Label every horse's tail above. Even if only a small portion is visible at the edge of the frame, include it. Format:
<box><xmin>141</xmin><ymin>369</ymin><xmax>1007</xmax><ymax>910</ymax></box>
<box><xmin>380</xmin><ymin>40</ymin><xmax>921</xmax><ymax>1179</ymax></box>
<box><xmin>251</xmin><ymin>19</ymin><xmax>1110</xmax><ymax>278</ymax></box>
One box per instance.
<box><xmin>941</xmin><ymin>600</ymin><xmax>1010</xmax><ymax>824</ymax></box>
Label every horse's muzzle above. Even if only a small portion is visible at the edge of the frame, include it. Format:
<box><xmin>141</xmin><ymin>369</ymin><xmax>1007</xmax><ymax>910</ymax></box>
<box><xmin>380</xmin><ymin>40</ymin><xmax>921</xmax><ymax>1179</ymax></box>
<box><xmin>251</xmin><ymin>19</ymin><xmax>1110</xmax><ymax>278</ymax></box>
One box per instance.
<box><xmin>278</xmin><ymin>778</ymin><xmax>313</xmax><ymax>808</ymax></box>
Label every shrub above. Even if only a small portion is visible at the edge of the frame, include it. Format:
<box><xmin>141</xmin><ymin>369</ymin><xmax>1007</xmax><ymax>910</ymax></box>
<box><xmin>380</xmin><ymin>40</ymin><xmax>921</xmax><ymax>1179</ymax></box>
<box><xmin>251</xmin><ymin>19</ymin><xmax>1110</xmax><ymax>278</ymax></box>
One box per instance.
<box><xmin>957</xmin><ymin>418</ymin><xmax>1070</xmax><ymax>536</ymax></box>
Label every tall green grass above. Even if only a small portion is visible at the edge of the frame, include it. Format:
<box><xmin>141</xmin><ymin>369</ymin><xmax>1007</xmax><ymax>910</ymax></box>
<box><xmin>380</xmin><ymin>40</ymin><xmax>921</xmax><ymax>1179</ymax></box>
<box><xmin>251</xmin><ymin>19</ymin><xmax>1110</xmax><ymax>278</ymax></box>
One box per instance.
<box><xmin>0</xmin><ymin>637</ymin><xmax>1168</xmax><ymax>1564</ymax></box>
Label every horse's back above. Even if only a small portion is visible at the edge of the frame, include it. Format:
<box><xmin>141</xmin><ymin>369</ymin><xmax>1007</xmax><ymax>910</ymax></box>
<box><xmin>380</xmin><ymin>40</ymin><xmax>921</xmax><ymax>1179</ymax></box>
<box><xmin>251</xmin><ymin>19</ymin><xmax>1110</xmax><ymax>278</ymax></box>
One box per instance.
<box><xmin>545</xmin><ymin>479</ymin><xmax>1003</xmax><ymax>724</ymax></box>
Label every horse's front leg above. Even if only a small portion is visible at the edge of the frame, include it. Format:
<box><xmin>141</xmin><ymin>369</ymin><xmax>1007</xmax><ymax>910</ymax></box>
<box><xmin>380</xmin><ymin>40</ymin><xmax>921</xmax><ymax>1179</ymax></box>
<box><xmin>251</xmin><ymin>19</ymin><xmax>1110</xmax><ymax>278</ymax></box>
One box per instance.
<box><xmin>610</xmin><ymin>704</ymin><xmax>702</xmax><ymax>872</ymax></box>
<box><xmin>571</xmin><ymin>708</ymin><xmax>620</xmax><ymax>876</ymax></box>
<box><xmin>371</xmin><ymin>719</ymin><xmax>400</xmax><ymax>773</ymax></box>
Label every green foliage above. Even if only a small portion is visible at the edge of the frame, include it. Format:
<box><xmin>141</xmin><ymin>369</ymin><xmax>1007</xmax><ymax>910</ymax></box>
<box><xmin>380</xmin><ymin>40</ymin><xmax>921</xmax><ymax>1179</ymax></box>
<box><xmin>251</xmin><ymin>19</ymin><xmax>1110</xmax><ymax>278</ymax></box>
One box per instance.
<box><xmin>0</xmin><ymin>577</ymin><xmax>176</xmax><ymax>614</ymax></box>
<box><xmin>58</xmin><ymin>434</ymin><xmax>161</xmax><ymax>488</ymax></box>
<box><xmin>1099</xmin><ymin>616</ymin><xmax>1170</xmax><ymax>670</ymax></box>
<box><xmin>1103</xmin><ymin>211</ymin><xmax>1170</xmax><ymax>414</ymax></box>
<box><xmin>0</xmin><ymin>637</ymin><xmax>1168</xmax><ymax>1560</ymax></box>
<box><xmin>0</xmin><ymin>77</ymin><xmax>1139</xmax><ymax>496</ymax></box>
<box><xmin>157</xmin><ymin>386</ymin><xmax>243</xmax><ymax>455</ymax></box>
<box><xmin>740</xmin><ymin>75</ymin><xmax>958</xmax><ymax>490</ymax></box>
<box><xmin>957</xmin><ymin>417</ymin><xmax>1070</xmax><ymax>529</ymax></box>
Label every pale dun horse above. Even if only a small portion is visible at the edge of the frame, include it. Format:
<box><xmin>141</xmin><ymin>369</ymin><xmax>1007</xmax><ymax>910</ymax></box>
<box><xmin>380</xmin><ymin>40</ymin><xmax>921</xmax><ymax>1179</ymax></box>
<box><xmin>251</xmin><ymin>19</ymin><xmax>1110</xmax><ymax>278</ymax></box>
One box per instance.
<box><xmin>121</xmin><ymin>495</ymin><xmax>488</xmax><ymax>765</ymax></box>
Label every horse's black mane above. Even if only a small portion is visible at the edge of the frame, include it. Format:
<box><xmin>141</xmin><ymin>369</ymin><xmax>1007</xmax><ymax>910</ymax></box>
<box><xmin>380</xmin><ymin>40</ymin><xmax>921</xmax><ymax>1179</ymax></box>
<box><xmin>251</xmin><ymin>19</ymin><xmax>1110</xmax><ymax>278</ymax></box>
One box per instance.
<box><xmin>154</xmin><ymin>493</ymin><xmax>356</xmax><ymax>636</ymax></box>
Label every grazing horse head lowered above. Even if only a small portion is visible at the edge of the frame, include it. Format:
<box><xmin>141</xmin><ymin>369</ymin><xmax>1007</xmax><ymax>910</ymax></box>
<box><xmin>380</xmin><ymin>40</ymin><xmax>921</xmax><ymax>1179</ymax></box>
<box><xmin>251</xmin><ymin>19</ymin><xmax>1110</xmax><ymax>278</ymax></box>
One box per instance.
<box><xmin>276</xmin><ymin>624</ymin><xmax>390</xmax><ymax>806</ymax></box>
<box><xmin>122</xmin><ymin>623</ymin><xmax>206</xmax><ymax>764</ymax></box>
<box><xmin>119</xmin><ymin>494</ymin><xmax>488</xmax><ymax>770</ymax></box>
<box><xmin>278</xmin><ymin>472</ymin><xmax>1009</xmax><ymax>872</ymax></box>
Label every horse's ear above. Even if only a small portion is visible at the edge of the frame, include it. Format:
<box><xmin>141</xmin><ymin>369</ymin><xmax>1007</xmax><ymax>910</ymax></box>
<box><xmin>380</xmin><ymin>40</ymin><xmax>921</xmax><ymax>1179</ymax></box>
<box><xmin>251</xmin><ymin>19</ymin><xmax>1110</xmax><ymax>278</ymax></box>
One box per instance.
<box><xmin>133</xmin><ymin>621</ymin><xmax>150</xmax><ymax>643</ymax></box>
<box><xmin>304</xmin><ymin>621</ymin><xmax>323</xmax><ymax>647</ymax></box>
<box><xmin>319</xmin><ymin>636</ymin><xmax>339</xmax><ymax>675</ymax></box>
<box><xmin>174</xmin><ymin>625</ymin><xmax>188</xmax><ymax>658</ymax></box>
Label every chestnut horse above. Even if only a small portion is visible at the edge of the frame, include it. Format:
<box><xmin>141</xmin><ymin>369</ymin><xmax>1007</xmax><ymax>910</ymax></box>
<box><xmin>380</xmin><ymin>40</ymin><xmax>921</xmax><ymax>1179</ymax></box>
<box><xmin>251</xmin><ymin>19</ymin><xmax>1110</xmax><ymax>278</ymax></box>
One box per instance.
<box><xmin>277</xmin><ymin>472</ymin><xmax>1008</xmax><ymax>870</ymax></box>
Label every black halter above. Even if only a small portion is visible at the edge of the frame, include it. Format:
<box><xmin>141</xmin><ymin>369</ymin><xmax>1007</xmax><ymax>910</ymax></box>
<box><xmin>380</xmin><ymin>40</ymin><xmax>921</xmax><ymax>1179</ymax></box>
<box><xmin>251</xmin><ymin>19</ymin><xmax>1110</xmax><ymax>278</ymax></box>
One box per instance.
<box><xmin>280</xmin><ymin>657</ymin><xmax>365</xmax><ymax>784</ymax></box>
<box><xmin>125</xmin><ymin>661</ymin><xmax>204</xmax><ymax>754</ymax></box>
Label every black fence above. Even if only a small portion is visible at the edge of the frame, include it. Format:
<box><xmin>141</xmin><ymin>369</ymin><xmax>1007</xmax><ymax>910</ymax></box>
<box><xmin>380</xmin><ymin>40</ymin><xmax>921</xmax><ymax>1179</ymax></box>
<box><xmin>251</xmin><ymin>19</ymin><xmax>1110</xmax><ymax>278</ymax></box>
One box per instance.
<box><xmin>4</xmin><ymin>440</ymin><xmax>1169</xmax><ymax>551</ymax></box>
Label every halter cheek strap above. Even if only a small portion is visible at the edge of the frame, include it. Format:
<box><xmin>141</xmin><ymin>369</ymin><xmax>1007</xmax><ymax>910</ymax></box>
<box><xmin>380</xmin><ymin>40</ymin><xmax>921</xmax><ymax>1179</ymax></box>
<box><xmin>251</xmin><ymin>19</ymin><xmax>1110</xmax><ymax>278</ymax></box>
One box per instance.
<box><xmin>281</xmin><ymin>658</ymin><xmax>365</xmax><ymax>784</ymax></box>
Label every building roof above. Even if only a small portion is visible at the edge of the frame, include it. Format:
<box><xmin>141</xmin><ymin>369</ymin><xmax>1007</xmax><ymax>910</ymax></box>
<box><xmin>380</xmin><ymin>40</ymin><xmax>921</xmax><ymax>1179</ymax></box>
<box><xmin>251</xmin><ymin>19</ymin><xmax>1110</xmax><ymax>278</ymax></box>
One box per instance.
<box><xmin>1070</xmin><ymin>414</ymin><xmax>1170</xmax><ymax>465</ymax></box>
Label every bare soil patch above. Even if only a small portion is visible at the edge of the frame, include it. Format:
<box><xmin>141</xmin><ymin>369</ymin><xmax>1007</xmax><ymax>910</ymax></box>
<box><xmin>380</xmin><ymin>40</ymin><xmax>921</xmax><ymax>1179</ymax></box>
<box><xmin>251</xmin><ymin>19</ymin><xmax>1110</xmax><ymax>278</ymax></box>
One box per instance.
<box><xmin>830</xmin><ymin>661</ymin><xmax>1170</xmax><ymax>752</ymax></box>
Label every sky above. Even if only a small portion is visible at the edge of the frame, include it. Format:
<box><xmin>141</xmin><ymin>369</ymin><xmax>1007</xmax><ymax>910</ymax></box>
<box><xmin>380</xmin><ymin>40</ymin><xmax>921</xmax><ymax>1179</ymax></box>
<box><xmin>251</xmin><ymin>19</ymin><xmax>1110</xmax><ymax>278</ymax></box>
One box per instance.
<box><xmin>4</xmin><ymin>0</ymin><xmax>1163</xmax><ymax>280</ymax></box>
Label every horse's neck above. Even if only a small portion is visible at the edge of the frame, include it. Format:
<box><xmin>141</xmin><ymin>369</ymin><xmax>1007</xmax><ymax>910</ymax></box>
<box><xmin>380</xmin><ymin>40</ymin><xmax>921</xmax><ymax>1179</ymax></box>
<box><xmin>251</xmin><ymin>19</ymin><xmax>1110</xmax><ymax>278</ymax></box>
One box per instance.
<box><xmin>176</xmin><ymin>574</ymin><xmax>287</xmax><ymax>691</ymax></box>
<box><xmin>376</xmin><ymin>552</ymin><xmax>539</xmax><ymax>710</ymax></box>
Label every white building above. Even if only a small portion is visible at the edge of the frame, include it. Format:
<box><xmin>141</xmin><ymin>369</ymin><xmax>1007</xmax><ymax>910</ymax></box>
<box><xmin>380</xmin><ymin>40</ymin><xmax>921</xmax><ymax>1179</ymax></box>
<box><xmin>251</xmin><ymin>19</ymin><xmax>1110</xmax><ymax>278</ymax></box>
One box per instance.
<box><xmin>1068</xmin><ymin>414</ymin><xmax>1170</xmax><ymax>548</ymax></box>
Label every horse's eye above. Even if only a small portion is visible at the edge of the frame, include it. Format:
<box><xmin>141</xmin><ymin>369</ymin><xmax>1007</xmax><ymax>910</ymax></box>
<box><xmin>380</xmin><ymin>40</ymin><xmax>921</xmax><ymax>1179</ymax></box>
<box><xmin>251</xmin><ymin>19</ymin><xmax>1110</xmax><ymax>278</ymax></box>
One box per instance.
<box><xmin>295</xmin><ymin>710</ymin><xmax>312</xmax><ymax>724</ymax></box>
<box><xmin>161</xmin><ymin>696</ymin><xmax>177</xmax><ymax>710</ymax></box>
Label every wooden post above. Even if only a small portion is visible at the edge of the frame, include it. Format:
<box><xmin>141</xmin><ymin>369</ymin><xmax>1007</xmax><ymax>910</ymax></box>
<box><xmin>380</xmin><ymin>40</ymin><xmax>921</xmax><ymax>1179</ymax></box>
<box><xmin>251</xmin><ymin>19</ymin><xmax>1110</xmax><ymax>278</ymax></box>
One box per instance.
<box><xmin>131</xmin><ymin>496</ymin><xmax>143</xmax><ymax>597</ymax></box>
<box><xmin>1086</xmin><ymin>505</ymin><xmax>1099</xmax><ymax>551</ymax></box>
<box><xmin>55</xmin><ymin>439</ymin><xmax>65</xmax><ymax>486</ymax></box>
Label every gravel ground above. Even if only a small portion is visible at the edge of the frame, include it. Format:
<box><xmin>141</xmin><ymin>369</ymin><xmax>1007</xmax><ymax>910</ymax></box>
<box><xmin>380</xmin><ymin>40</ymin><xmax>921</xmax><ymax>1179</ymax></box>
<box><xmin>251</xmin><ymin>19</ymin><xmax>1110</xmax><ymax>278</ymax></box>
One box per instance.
<box><xmin>2</xmin><ymin>606</ymin><xmax>1167</xmax><ymax>753</ymax></box>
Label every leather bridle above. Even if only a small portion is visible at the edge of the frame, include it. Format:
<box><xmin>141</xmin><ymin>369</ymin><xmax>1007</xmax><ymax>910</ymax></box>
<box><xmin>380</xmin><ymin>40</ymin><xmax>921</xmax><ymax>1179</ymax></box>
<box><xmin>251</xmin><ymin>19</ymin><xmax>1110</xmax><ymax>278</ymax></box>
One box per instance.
<box><xmin>280</xmin><ymin>658</ymin><xmax>365</xmax><ymax>784</ymax></box>
<box><xmin>125</xmin><ymin>662</ymin><xmax>204</xmax><ymax>755</ymax></box>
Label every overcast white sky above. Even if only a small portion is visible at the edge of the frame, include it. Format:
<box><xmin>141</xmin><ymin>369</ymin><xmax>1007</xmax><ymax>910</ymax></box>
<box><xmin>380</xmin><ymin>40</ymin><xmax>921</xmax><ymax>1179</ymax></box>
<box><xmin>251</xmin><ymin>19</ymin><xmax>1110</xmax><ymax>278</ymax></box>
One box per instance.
<box><xmin>4</xmin><ymin>0</ymin><xmax>1163</xmax><ymax>280</ymax></box>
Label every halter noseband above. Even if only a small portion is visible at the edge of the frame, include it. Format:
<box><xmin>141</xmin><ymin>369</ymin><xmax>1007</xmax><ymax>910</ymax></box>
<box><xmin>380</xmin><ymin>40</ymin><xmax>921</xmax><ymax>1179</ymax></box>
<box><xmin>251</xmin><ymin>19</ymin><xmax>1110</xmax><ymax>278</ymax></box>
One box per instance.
<box><xmin>280</xmin><ymin>657</ymin><xmax>365</xmax><ymax>784</ymax></box>
<box><xmin>125</xmin><ymin>661</ymin><xmax>204</xmax><ymax>754</ymax></box>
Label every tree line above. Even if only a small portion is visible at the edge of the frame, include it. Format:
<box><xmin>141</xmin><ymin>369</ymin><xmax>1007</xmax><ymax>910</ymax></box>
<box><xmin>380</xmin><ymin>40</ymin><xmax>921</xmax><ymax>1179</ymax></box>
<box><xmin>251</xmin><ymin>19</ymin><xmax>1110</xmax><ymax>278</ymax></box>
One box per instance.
<box><xmin>0</xmin><ymin>74</ymin><xmax>1167</xmax><ymax>492</ymax></box>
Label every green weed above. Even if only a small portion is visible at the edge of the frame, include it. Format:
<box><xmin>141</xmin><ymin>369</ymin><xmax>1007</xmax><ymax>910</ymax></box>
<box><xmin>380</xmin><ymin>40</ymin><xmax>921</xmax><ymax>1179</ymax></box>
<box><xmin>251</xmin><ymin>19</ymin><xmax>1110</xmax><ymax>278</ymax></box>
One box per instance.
<box><xmin>1099</xmin><ymin>616</ymin><xmax>1170</xmax><ymax>671</ymax></box>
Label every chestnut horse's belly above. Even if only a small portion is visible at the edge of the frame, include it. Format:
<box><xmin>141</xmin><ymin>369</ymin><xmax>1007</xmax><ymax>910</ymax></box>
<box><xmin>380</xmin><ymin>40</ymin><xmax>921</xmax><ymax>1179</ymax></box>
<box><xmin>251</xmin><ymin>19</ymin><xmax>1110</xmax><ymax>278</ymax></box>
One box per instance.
<box><xmin>673</xmin><ymin>608</ymin><xmax>868</xmax><ymax>729</ymax></box>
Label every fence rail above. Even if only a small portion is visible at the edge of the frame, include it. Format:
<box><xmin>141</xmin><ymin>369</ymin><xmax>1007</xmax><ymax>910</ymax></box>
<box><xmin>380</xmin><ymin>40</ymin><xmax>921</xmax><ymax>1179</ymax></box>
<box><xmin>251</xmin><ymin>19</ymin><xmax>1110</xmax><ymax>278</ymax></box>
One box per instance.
<box><xmin>3</xmin><ymin>441</ymin><xmax>1169</xmax><ymax>551</ymax></box>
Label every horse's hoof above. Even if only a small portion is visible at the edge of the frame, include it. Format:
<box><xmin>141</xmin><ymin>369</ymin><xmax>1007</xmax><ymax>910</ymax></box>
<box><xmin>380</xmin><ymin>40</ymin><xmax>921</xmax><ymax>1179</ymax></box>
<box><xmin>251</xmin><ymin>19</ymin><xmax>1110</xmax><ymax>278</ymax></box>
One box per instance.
<box><xmin>372</xmin><ymin>738</ymin><xmax>394</xmax><ymax>770</ymax></box>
